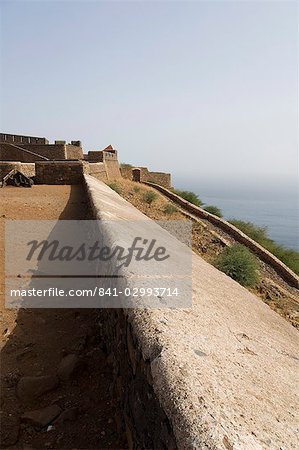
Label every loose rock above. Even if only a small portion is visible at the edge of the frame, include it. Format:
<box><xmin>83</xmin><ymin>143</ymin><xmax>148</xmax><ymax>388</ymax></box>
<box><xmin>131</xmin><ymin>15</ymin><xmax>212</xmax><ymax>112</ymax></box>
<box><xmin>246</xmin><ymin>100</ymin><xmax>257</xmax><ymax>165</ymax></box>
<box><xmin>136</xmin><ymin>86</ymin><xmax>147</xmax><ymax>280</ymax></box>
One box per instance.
<box><xmin>17</xmin><ymin>375</ymin><xmax>59</xmax><ymax>402</ymax></box>
<box><xmin>57</xmin><ymin>354</ymin><xmax>80</xmax><ymax>381</ymax></box>
<box><xmin>21</xmin><ymin>405</ymin><xmax>62</xmax><ymax>428</ymax></box>
<box><xmin>54</xmin><ymin>407</ymin><xmax>78</xmax><ymax>425</ymax></box>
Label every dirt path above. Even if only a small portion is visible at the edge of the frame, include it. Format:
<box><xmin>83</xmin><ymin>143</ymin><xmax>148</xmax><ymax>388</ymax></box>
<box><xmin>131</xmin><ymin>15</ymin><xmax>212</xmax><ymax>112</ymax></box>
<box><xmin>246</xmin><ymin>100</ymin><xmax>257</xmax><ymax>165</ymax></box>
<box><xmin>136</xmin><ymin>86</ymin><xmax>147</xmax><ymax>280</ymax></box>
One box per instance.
<box><xmin>0</xmin><ymin>185</ymin><xmax>126</xmax><ymax>449</ymax></box>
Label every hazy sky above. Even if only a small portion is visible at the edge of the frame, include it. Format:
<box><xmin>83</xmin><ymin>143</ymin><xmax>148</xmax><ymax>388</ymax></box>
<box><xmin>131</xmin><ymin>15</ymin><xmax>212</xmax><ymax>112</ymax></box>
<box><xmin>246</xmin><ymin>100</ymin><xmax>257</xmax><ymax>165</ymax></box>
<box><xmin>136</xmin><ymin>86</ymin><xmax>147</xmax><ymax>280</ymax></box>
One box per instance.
<box><xmin>0</xmin><ymin>0</ymin><xmax>297</xmax><ymax>185</ymax></box>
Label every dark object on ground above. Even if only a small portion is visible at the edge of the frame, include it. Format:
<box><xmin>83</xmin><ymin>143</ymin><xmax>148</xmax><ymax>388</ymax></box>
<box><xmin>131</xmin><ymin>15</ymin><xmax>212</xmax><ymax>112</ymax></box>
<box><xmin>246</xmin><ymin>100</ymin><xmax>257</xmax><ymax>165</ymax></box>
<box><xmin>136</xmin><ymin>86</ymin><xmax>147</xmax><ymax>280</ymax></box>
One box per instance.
<box><xmin>1</xmin><ymin>169</ymin><xmax>33</xmax><ymax>188</ymax></box>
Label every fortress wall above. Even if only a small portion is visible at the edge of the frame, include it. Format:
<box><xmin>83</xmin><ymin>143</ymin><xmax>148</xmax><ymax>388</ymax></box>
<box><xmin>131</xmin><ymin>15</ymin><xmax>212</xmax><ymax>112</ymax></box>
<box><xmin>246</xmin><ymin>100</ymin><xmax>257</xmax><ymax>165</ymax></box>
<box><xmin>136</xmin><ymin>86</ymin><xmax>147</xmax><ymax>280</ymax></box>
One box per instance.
<box><xmin>145</xmin><ymin>182</ymin><xmax>299</xmax><ymax>288</ymax></box>
<box><xmin>0</xmin><ymin>162</ymin><xmax>22</xmax><ymax>179</ymax></box>
<box><xmin>65</xmin><ymin>144</ymin><xmax>84</xmax><ymax>160</ymax></box>
<box><xmin>120</xmin><ymin>166</ymin><xmax>133</xmax><ymax>179</ymax></box>
<box><xmin>142</xmin><ymin>170</ymin><xmax>171</xmax><ymax>188</ymax></box>
<box><xmin>87</xmin><ymin>150</ymin><xmax>118</xmax><ymax>163</ymax></box>
<box><xmin>0</xmin><ymin>144</ymin><xmax>45</xmax><ymax>163</ymax></box>
<box><xmin>83</xmin><ymin>162</ymin><xmax>108</xmax><ymax>182</ymax></box>
<box><xmin>0</xmin><ymin>143</ymin><xmax>66</xmax><ymax>162</ymax></box>
<box><xmin>86</xmin><ymin>150</ymin><xmax>121</xmax><ymax>180</ymax></box>
<box><xmin>19</xmin><ymin>144</ymin><xmax>67</xmax><ymax>160</ymax></box>
<box><xmin>19</xmin><ymin>163</ymin><xmax>35</xmax><ymax>177</ymax></box>
<box><xmin>102</xmin><ymin>151</ymin><xmax>118</xmax><ymax>160</ymax></box>
<box><xmin>0</xmin><ymin>162</ymin><xmax>36</xmax><ymax>179</ymax></box>
<box><xmin>88</xmin><ymin>151</ymin><xmax>104</xmax><ymax>162</ymax></box>
<box><xmin>35</xmin><ymin>161</ymin><xmax>84</xmax><ymax>184</ymax></box>
<box><xmin>0</xmin><ymin>133</ymin><xmax>48</xmax><ymax>145</ymax></box>
<box><xmin>84</xmin><ymin>174</ymin><xmax>299</xmax><ymax>450</ymax></box>
<box><xmin>104</xmin><ymin>159</ymin><xmax>122</xmax><ymax>180</ymax></box>
<box><xmin>84</xmin><ymin>175</ymin><xmax>179</xmax><ymax>449</ymax></box>
<box><xmin>97</xmin><ymin>308</ymin><xmax>177</xmax><ymax>450</ymax></box>
<box><xmin>121</xmin><ymin>166</ymin><xmax>171</xmax><ymax>188</ymax></box>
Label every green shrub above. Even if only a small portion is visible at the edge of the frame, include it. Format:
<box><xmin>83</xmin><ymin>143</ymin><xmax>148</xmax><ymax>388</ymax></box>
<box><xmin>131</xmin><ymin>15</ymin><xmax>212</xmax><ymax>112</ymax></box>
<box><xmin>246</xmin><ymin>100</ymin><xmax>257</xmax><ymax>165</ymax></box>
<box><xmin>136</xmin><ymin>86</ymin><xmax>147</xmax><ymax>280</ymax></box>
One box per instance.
<box><xmin>133</xmin><ymin>185</ymin><xmax>140</xmax><ymax>193</ymax></box>
<box><xmin>203</xmin><ymin>205</ymin><xmax>223</xmax><ymax>217</ymax></box>
<box><xmin>174</xmin><ymin>190</ymin><xmax>203</xmax><ymax>207</ymax></box>
<box><xmin>229</xmin><ymin>220</ymin><xmax>268</xmax><ymax>242</ymax></box>
<box><xmin>262</xmin><ymin>241</ymin><xmax>299</xmax><ymax>275</ymax></box>
<box><xmin>107</xmin><ymin>182</ymin><xmax>121</xmax><ymax>194</ymax></box>
<box><xmin>143</xmin><ymin>190</ymin><xmax>158</xmax><ymax>204</ymax></box>
<box><xmin>214</xmin><ymin>244</ymin><xmax>260</xmax><ymax>287</ymax></box>
<box><xmin>163</xmin><ymin>203</ymin><xmax>178</xmax><ymax>215</ymax></box>
<box><xmin>120</xmin><ymin>163</ymin><xmax>133</xmax><ymax>168</ymax></box>
<box><xmin>229</xmin><ymin>220</ymin><xmax>299</xmax><ymax>275</ymax></box>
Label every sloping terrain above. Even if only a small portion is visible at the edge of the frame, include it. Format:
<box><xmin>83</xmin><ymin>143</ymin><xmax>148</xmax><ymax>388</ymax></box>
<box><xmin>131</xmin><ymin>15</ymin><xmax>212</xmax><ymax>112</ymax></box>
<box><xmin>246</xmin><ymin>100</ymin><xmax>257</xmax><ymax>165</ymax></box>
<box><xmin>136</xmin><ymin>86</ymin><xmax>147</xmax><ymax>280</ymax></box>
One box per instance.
<box><xmin>108</xmin><ymin>178</ymin><xmax>299</xmax><ymax>327</ymax></box>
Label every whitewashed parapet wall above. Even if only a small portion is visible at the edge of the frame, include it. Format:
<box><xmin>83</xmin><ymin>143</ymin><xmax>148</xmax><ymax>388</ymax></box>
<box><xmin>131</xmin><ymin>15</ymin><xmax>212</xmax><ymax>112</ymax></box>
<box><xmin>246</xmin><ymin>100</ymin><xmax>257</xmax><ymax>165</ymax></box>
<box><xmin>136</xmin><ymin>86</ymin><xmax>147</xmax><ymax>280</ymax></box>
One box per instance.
<box><xmin>84</xmin><ymin>174</ymin><xmax>299</xmax><ymax>450</ymax></box>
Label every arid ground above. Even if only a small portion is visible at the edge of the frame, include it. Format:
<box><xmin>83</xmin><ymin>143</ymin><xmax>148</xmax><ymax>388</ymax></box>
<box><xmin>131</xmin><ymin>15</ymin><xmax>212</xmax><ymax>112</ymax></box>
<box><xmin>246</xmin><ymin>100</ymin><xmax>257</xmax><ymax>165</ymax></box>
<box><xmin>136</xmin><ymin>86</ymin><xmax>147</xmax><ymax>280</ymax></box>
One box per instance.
<box><xmin>1</xmin><ymin>181</ymin><xmax>298</xmax><ymax>449</ymax></box>
<box><xmin>0</xmin><ymin>185</ymin><xmax>126</xmax><ymax>449</ymax></box>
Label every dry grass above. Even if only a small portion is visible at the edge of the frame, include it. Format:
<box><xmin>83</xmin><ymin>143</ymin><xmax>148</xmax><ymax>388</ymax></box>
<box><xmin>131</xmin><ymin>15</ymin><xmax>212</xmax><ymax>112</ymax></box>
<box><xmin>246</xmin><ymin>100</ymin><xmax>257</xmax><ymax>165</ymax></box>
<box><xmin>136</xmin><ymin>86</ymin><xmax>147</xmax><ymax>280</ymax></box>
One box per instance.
<box><xmin>111</xmin><ymin>179</ymin><xmax>184</xmax><ymax>221</ymax></box>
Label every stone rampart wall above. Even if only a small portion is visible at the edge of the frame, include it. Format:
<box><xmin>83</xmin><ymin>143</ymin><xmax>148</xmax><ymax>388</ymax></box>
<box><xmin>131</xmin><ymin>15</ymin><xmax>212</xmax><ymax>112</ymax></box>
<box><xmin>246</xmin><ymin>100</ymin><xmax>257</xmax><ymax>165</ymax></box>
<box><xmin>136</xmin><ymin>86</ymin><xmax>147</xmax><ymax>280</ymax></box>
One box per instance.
<box><xmin>16</xmin><ymin>144</ymin><xmax>67</xmax><ymax>160</ymax></box>
<box><xmin>0</xmin><ymin>162</ymin><xmax>22</xmax><ymax>179</ymax></box>
<box><xmin>65</xmin><ymin>144</ymin><xmax>84</xmax><ymax>160</ymax></box>
<box><xmin>121</xmin><ymin>166</ymin><xmax>171</xmax><ymax>188</ymax></box>
<box><xmin>83</xmin><ymin>175</ymin><xmax>299</xmax><ymax>450</ymax></box>
<box><xmin>0</xmin><ymin>143</ymin><xmax>66</xmax><ymax>162</ymax></box>
<box><xmin>104</xmin><ymin>159</ymin><xmax>121</xmax><ymax>180</ymax></box>
<box><xmin>35</xmin><ymin>161</ymin><xmax>84</xmax><ymax>184</ymax></box>
<box><xmin>88</xmin><ymin>151</ymin><xmax>104</xmax><ymax>162</ymax></box>
<box><xmin>144</xmin><ymin>182</ymin><xmax>299</xmax><ymax>288</ymax></box>
<box><xmin>0</xmin><ymin>133</ymin><xmax>48</xmax><ymax>145</ymax></box>
<box><xmin>19</xmin><ymin>163</ymin><xmax>35</xmax><ymax>177</ymax></box>
<box><xmin>83</xmin><ymin>162</ymin><xmax>108</xmax><ymax>182</ymax></box>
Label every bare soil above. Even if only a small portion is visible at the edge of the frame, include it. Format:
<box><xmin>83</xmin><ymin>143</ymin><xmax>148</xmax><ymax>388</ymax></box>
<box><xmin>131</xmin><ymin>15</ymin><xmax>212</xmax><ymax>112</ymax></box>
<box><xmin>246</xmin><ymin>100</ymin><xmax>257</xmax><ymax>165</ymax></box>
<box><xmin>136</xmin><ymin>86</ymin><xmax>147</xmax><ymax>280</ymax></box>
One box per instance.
<box><xmin>0</xmin><ymin>185</ymin><xmax>126</xmax><ymax>449</ymax></box>
<box><xmin>109</xmin><ymin>179</ymin><xmax>299</xmax><ymax>328</ymax></box>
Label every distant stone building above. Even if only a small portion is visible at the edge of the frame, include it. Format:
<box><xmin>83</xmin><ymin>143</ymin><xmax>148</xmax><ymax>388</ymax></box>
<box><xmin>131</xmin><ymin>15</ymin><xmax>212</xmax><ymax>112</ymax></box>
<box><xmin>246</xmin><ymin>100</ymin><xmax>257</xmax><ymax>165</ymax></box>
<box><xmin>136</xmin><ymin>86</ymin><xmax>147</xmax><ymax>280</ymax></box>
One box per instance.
<box><xmin>0</xmin><ymin>133</ymin><xmax>122</xmax><ymax>184</ymax></box>
<box><xmin>0</xmin><ymin>133</ymin><xmax>83</xmax><ymax>162</ymax></box>
<box><xmin>0</xmin><ymin>133</ymin><xmax>170</xmax><ymax>187</ymax></box>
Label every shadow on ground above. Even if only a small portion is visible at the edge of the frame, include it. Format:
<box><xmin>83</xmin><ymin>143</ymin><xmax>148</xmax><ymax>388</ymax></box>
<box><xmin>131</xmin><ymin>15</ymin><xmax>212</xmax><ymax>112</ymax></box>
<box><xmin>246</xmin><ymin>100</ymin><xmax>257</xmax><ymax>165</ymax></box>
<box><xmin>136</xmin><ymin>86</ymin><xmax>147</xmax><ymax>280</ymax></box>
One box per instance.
<box><xmin>0</xmin><ymin>185</ymin><xmax>126</xmax><ymax>449</ymax></box>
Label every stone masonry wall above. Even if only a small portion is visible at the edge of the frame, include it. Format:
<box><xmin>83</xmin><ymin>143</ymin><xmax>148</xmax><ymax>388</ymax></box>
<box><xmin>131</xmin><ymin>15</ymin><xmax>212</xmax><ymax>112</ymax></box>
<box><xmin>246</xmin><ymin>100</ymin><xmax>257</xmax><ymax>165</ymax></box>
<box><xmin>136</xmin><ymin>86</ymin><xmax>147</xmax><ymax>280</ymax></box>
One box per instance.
<box><xmin>86</xmin><ymin>150</ymin><xmax>121</xmax><ymax>180</ymax></box>
<box><xmin>35</xmin><ymin>161</ymin><xmax>84</xmax><ymax>184</ymax></box>
<box><xmin>120</xmin><ymin>166</ymin><xmax>133</xmax><ymax>179</ymax></box>
<box><xmin>0</xmin><ymin>144</ymin><xmax>48</xmax><ymax>163</ymax></box>
<box><xmin>16</xmin><ymin>144</ymin><xmax>67</xmax><ymax>160</ymax></box>
<box><xmin>0</xmin><ymin>162</ymin><xmax>22</xmax><ymax>179</ymax></box>
<box><xmin>88</xmin><ymin>151</ymin><xmax>104</xmax><ymax>162</ymax></box>
<box><xmin>83</xmin><ymin>162</ymin><xmax>108</xmax><ymax>182</ymax></box>
<box><xmin>145</xmin><ymin>182</ymin><xmax>299</xmax><ymax>289</ymax></box>
<box><xmin>65</xmin><ymin>144</ymin><xmax>84</xmax><ymax>160</ymax></box>
<box><xmin>0</xmin><ymin>133</ymin><xmax>48</xmax><ymax>145</ymax></box>
<box><xmin>99</xmin><ymin>309</ymin><xmax>177</xmax><ymax>449</ymax></box>
<box><xmin>19</xmin><ymin>163</ymin><xmax>35</xmax><ymax>177</ymax></box>
<box><xmin>0</xmin><ymin>143</ymin><xmax>66</xmax><ymax>162</ymax></box>
<box><xmin>83</xmin><ymin>174</ymin><xmax>299</xmax><ymax>450</ymax></box>
<box><xmin>121</xmin><ymin>166</ymin><xmax>171</xmax><ymax>188</ymax></box>
<box><xmin>143</xmin><ymin>170</ymin><xmax>171</xmax><ymax>188</ymax></box>
<box><xmin>84</xmin><ymin>176</ymin><xmax>178</xmax><ymax>449</ymax></box>
<box><xmin>104</xmin><ymin>159</ymin><xmax>122</xmax><ymax>180</ymax></box>
<box><xmin>0</xmin><ymin>162</ymin><xmax>36</xmax><ymax>180</ymax></box>
<box><xmin>87</xmin><ymin>150</ymin><xmax>118</xmax><ymax>163</ymax></box>
<box><xmin>1</xmin><ymin>143</ymin><xmax>83</xmax><ymax>162</ymax></box>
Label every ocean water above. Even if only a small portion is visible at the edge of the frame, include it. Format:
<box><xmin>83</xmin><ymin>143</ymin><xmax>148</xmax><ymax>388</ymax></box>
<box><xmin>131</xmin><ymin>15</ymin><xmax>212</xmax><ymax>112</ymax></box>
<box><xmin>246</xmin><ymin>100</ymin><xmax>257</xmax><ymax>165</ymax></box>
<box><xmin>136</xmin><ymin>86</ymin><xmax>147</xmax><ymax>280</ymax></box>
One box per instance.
<box><xmin>173</xmin><ymin>176</ymin><xmax>299</xmax><ymax>251</ymax></box>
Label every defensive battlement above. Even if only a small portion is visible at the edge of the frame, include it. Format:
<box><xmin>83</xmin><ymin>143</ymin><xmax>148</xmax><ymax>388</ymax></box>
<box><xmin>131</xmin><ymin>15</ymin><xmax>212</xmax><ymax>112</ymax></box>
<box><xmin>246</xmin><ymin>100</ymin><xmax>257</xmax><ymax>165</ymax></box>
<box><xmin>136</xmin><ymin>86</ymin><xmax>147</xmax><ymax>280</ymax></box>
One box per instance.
<box><xmin>0</xmin><ymin>133</ymin><xmax>83</xmax><ymax>162</ymax></box>
<box><xmin>0</xmin><ymin>133</ymin><xmax>49</xmax><ymax>145</ymax></box>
